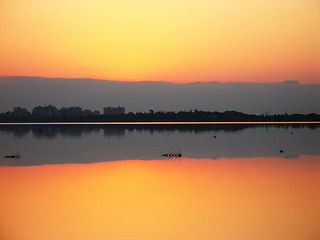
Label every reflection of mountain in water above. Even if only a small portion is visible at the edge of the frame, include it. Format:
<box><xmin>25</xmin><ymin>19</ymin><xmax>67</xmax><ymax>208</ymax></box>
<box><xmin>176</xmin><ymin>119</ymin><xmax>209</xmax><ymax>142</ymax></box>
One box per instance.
<box><xmin>0</xmin><ymin>123</ymin><xmax>319</xmax><ymax>166</ymax></box>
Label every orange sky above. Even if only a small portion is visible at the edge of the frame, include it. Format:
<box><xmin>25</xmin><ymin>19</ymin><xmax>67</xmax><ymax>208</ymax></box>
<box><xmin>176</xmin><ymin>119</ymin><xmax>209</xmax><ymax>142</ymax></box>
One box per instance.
<box><xmin>0</xmin><ymin>0</ymin><xmax>319</xmax><ymax>83</ymax></box>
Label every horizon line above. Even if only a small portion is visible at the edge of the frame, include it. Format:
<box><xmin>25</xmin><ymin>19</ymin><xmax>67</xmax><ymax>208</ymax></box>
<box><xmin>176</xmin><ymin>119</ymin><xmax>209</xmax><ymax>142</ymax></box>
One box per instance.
<box><xmin>1</xmin><ymin>75</ymin><xmax>317</xmax><ymax>85</ymax></box>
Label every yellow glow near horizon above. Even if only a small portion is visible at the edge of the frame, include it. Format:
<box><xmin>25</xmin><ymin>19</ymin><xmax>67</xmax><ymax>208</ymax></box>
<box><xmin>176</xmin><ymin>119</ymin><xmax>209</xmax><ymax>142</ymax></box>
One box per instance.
<box><xmin>0</xmin><ymin>0</ymin><xmax>319</xmax><ymax>83</ymax></box>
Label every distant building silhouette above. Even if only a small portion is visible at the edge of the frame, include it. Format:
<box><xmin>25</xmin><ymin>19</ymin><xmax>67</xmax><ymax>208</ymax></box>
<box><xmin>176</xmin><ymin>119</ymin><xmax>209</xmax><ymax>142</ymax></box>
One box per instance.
<box><xmin>83</xmin><ymin>109</ymin><xmax>93</xmax><ymax>117</ymax></box>
<box><xmin>1</xmin><ymin>104</ymin><xmax>320</xmax><ymax>122</ymax></box>
<box><xmin>13</xmin><ymin>107</ymin><xmax>29</xmax><ymax>118</ymax></box>
<box><xmin>92</xmin><ymin>110</ymin><xmax>100</xmax><ymax>116</ymax></box>
<box><xmin>104</xmin><ymin>106</ymin><xmax>125</xmax><ymax>115</ymax></box>
<box><xmin>32</xmin><ymin>105</ymin><xmax>59</xmax><ymax>118</ymax></box>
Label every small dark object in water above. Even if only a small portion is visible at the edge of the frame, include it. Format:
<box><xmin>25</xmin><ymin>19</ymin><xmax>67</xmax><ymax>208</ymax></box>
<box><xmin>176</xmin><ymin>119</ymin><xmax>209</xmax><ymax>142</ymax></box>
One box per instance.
<box><xmin>213</xmin><ymin>135</ymin><xmax>217</xmax><ymax>138</ymax></box>
<box><xmin>161</xmin><ymin>153</ymin><xmax>182</xmax><ymax>158</ymax></box>
<box><xmin>290</xmin><ymin>132</ymin><xmax>293</xmax><ymax>135</ymax></box>
<box><xmin>38</xmin><ymin>129</ymin><xmax>43</xmax><ymax>133</ymax></box>
<box><xmin>4</xmin><ymin>153</ymin><xmax>21</xmax><ymax>159</ymax></box>
<box><xmin>280</xmin><ymin>149</ymin><xmax>284</xmax><ymax>154</ymax></box>
<box><xmin>161</xmin><ymin>148</ymin><xmax>182</xmax><ymax>158</ymax></box>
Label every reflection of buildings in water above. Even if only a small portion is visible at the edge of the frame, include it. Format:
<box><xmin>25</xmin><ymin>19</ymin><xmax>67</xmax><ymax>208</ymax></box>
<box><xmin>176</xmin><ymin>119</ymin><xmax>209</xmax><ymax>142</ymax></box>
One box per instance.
<box><xmin>0</xmin><ymin>125</ymin><xmax>127</xmax><ymax>139</ymax></box>
<box><xmin>32</xmin><ymin>126</ymin><xmax>83</xmax><ymax>139</ymax></box>
<box><xmin>103</xmin><ymin>127</ymin><xmax>125</xmax><ymax>138</ymax></box>
<box><xmin>33</xmin><ymin>126</ymin><xmax>101</xmax><ymax>139</ymax></box>
<box><xmin>10</xmin><ymin>126</ymin><xmax>30</xmax><ymax>138</ymax></box>
<box><xmin>0</xmin><ymin>123</ymin><xmax>318</xmax><ymax>139</ymax></box>
<box><xmin>32</xmin><ymin>127</ymin><xmax>59</xmax><ymax>139</ymax></box>
<box><xmin>0</xmin><ymin>125</ymin><xmax>32</xmax><ymax>138</ymax></box>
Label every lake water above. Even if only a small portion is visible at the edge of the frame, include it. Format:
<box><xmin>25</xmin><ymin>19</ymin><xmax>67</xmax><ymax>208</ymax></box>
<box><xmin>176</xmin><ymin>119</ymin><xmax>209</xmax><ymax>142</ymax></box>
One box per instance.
<box><xmin>0</xmin><ymin>123</ymin><xmax>319</xmax><ymax>240</ymax></box>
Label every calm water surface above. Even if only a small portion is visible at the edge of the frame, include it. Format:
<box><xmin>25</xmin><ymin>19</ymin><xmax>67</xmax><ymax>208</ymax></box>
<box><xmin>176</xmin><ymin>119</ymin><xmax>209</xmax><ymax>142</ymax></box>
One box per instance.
<box><xmin>0</xmin><ymin>123</ymin><xmax>319</xmax><ymax>240</ymax></box>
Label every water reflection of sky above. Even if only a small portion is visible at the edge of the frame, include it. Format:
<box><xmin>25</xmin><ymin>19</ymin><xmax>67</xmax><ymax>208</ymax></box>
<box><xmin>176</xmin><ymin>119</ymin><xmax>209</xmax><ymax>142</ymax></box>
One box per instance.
<box><xmin>0</xmin><ymin>156</ymin><xmax>319</xmax><ymax>240</ymax></box>
<box><xmin>0</xmin><ymin>124</ymin><xmax>319</xmax><ymax>166</ymax></box>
